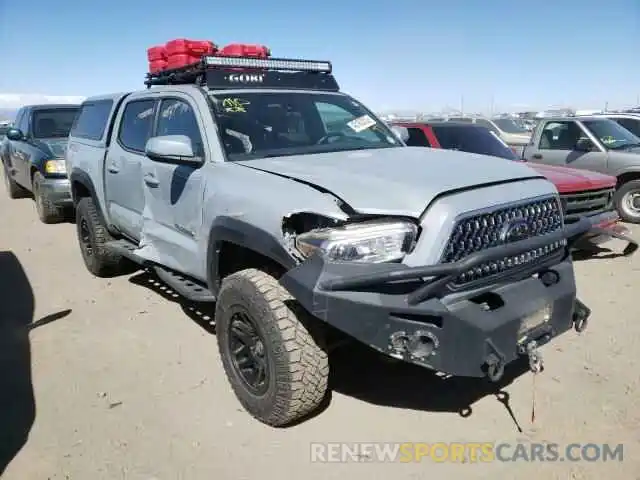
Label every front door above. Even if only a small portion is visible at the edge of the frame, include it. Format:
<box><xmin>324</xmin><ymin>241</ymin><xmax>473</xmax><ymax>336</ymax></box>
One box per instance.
<box><xmin>137</xmin><ymin>96</ymin><xmax>207</xmax><ymax>279</ymax></box>
<box><xmin>534</xmin><ymin>120</ymin><xmax>607</xmax><ymax>172</ymax></box>
<box><xmin>104</xmin><ymin>98</ymin><xmax>157</xmax><ymax>241</ymax></box>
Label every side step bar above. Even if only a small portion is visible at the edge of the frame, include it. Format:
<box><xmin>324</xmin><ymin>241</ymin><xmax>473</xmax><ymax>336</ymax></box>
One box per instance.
<box><xmin>152</xmin><ymin>266</ymin><xmax>216</xmax><ymax>302</ymax></box>
<box><xmin>104</xmin><ymin>239</ymin><xmax>216</xmax><ymax>303</ymax></box>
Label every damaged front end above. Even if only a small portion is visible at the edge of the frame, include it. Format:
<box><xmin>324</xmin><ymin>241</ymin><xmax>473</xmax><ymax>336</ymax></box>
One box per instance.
<box><xmin>278</xmin><ymin>215</ymin><xmax>619</xmax><ymax>382</ymax></box>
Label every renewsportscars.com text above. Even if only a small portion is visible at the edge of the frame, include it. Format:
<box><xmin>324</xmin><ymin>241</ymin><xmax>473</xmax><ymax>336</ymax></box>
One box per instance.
<box><xmin>310</xmin><ymin>442</ymin><xmax>624</xmax><ymax>463</ymax></box>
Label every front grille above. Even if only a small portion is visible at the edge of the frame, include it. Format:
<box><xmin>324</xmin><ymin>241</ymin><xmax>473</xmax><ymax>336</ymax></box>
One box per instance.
<box><xmin>561</xmin><ymin>188</ymin><xmax>614</xmax><ymax>222</ymax></box>
<box><xmin>441</xmin><ymin>196</ymin><xmax>565</xmax><ymax>286</ymax></box>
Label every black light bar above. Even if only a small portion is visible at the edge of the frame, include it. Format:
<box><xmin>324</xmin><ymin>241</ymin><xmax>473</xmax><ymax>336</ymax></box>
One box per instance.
<box><xmin>145</xmin><ymin>55</ymin><xmax>337</xmax><ymax>90</ymax></box>
<box><xmin>203</xmin><ymin>55</ymin><xmax>332</xmax><ymax>73</ymax></box>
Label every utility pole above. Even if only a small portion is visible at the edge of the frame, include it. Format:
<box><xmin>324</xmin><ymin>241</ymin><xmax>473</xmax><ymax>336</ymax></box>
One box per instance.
<box><xmin>460</xmin><ymin>95</ymin><xmax>464</xmax><ymax>115</ymax></box>
<box><xmin>604</xmin><ymin>101</ymin><xmax>609</xmax><ymax>112</ymax></box>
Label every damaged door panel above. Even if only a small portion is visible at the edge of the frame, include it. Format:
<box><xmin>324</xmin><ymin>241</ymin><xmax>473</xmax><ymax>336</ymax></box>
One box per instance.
<box><xmin>134</xmin><ymin>97</ymin><xmax>208</xmax><ymax>277</ymax></box>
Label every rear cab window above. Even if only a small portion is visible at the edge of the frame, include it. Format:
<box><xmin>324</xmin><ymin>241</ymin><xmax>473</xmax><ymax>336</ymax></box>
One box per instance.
<box><xmin>32</xmin><ymin>107</ymin><xmax>79</xmax><ymax>138</ymax></box>
<box><xmin>70</xmin><ymin>100</ymin><xmax>114</xmax><ymax>141</ymax></box>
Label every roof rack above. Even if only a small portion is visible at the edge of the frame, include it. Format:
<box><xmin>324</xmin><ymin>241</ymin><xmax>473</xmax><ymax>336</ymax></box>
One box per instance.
<box><xmin>144</xmin><ymin>55</ymin><xmax>339</xmax><ymax>92</ymax></box>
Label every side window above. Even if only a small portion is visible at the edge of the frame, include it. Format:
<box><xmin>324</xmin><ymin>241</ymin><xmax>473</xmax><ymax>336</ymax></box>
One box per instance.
<box><xmin>118</xmin><ymin>99</ymin><xmax>156</xmax><ymax>152</ymax></box>
<box><xmin>70</xmin><ymin>100</ymin><xmax>114</xmax><ymax>141</ymax></box>
<box><xmin>315</xmin><ymin>102</ymin><xmax>378</xmax><ymax>142</ymax></box>
<box><xmin>474</xmin><ymin>119</ymin><xmax>499</xmax><ymax>134</ymax></box>
<box><xmin>405</xmin><ymin>127</ymin><xmax>431</xmax><ymax>147</ymax></box>
<box><xmin>156</xmin><ymin>99</ymin><xmax>204</xmax><ymax>156</ymax></box>
<box><xmin>11</xmin><ymin>110</ymin><xmax>24</xmax><ymax>135</ymax></box>
<box><xmin>615</xmin><ymin>118</ymin><xmax>640</xmax><ymax>137</ymax></box>
<box><xmin>538</xmin><ymin>121</ymin><xmax>581</xmax><ymax>150</ymax></box>
<box><xmin>16</xmin><ymin>109</ymin><xmax>30</xmax><ymax>133</ymax></box>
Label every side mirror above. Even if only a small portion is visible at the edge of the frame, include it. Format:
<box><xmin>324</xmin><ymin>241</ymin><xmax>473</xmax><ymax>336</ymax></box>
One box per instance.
<box><xmin>575</xmin><ymin>138</ymin><xmax>596</xmax><ymax>151</ymax></box>
<box><xmin>391</xmin><ymin>125</ymin><xmax>409</xmax><ymax>143</ymax></box>
<box><xmin>145</xmin><ymin>135</ymin><xmax>201</xmax><ymax>165</ymax></box>
<box><xmin>6</xmin><ymin>128</ymin><xmax>24</xmax><ymax>141</ymax></box>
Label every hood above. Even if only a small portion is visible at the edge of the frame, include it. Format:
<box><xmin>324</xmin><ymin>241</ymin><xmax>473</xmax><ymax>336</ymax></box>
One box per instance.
<box><xmin>32</xmin><ymin>138</ymin><xmax>68</xmax><ymax>158</ymax></box>
<box><xmin>526</xmin><ymin>162</ymin><xmax>615</xmax><ymax>192</ymax></box>
<box><xmin>234</xmin><ymin>147</ymin><xmax>544</xmax><ymax>218</ymax></box>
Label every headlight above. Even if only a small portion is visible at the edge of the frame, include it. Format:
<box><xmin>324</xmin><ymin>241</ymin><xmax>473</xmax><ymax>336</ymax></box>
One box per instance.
<box><xmin>295</xmin><ymin>220</ymin><xmax>418</xmax><ymax>263</ymax></box>
<box><xmin>44</xmin><ymin>159</ymin><xmax>66</xmax><ymax>174</ymax></box>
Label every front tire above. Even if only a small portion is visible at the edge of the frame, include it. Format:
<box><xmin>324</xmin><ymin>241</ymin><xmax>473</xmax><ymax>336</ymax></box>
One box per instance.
<box><xmin>215</xmin><ymin>269</ymin><xmax>329</xmax><ymax>427</ymax></box>
<box><xmin>614</xmin><ymin>180</ymin><xmax>640</xmax><ymax>224</ymax></box>
<box><xmin>32</xmin><ymin>172</ymin><xmax>64</xmax><ymax>224</ymax></box>
<box><xmin>75</xmin><ymin>197</ymin><xmax>130</xmax><ymax>277</ymax></box>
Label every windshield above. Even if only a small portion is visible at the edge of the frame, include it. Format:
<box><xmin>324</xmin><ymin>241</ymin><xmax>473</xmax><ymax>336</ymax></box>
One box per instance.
<box><xmin>492</xmin><ymin>118</ymin><xmax>529</xmax><ymax>134</ymax></box>
<box><xmin>32</xmin><ymin>108</ymin><xmax>79</xmax><ymax>138</ymax></box>
<box><xmin>0</xmin><ymin>125</ymin><xmax>8</xmax><ymax>139</ymax></box>
<box><xmin>432</xmin><ymin>124</ymin><xmax>519</xmax><ymax>160</ymax></box>
<box><xmin>209</xmin><ymin>92</ymin><xmax>401</xmax><ymax>160</ymax></box>
<box><xmin>581</xmin><ymin>119</ymin><xmax>640</xmax><ymax>150</ymax></box>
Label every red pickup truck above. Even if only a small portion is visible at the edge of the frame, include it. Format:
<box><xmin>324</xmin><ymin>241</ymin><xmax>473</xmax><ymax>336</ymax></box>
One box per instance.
<box><xmin>392</xmin><ymin>120</ymin><xmax>629</xmax><ymax>250</ymax></box>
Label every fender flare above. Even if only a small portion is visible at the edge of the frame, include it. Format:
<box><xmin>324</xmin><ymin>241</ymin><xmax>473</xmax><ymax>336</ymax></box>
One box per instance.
<box><xmin>615</xmin><ymin>167</ymin><xmax>640</xmax><ymax>180</ymax></box>
<box><xmin>206</xmin><ymin>216</ymin><xmax>297</xmax><ymax>295</ymax></box>
<box><xmin>69</xmin><ymin>169</ymin><xmax>109</xmax><ymax>228</ymax></box>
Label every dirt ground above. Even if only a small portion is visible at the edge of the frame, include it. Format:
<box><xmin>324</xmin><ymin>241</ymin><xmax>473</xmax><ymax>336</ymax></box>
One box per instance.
<box><xmin>1</xmin><ymin>191</ymin><xmax>639</xmax><ymax>480</ymax></box>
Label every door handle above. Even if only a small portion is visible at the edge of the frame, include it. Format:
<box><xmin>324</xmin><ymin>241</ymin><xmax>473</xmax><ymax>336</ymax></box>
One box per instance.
<box><xmin>143</xmin><ymin>173</ymin><xmax>160</xmax><ymax>187</ymax></box>
<box><xmin>107</xmin><ymin>162</ymin><xmax>120</xmax><ymax>174</ymax></box>
<box><xmin>532</xmin><ymin>153</ymin><xmax>543</xmax><ymax>160</ymax></box>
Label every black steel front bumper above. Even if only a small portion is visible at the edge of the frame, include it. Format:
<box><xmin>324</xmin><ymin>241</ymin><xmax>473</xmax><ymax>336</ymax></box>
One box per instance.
<box><xmin>279</xmin><ymin>216</ymin><xmax>630</xmax><ymax>379</ymax></box>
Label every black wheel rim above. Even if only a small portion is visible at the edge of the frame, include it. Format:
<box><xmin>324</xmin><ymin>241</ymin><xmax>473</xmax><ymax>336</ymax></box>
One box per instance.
<box><xmin>79</xmin><ymin>218</ymin><xmax>93</xmax><ymax>257</ymax></box>
<box><xmin>227</xmin><ymin>308</ymin><xmax>270</xmax><ymax>396</ymax></box>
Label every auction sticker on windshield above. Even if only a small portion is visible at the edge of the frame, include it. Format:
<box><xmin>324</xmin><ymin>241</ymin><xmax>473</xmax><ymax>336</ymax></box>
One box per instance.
<box><xmin>347</xmin><ymin>115</ymin><xmax>377</xmax><ymax>133</ymax></box>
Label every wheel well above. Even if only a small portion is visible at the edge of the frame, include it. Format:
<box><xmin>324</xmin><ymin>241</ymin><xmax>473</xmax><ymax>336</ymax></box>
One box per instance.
<box><xmin>617</xmin><ymin>172</ymin><xmax>640</xmax><ymax>188</ymax></box>
<box><xmin>71</xmin><ymin>180</ymin><xmax>91</xmax><ymax>202</ymax></box>
<box><xmin>217</xmin><ymin>241</ymin><xmax>286</xmax><ymax>282</ymax></box>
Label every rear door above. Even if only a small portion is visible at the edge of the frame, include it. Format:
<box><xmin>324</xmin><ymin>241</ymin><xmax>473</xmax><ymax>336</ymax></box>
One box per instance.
<box><xmin>137</xmin><ymin>94</ymin><xmax>208</xmax><ymax>276</ymax></box>
<box><xmin>3</xmin><ymin>109</ymin><xmax>23</xmax><ymax>180</ymax></box>
<box><xmin>10</xmin><ymin>108</ymin><xmax>33</xmax><ymax>187</ymax></box>
<box><xmin>104</xmin><ymin>97</ymin><xmax>157</xmax><ymax>241</ymax></box>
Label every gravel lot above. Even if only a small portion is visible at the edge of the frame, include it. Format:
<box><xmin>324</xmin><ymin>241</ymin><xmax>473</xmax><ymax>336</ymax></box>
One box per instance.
<box><xmin>1</xmin><ymin>191</ymin><xmax>639</xmax><ymax>480</ymax></box>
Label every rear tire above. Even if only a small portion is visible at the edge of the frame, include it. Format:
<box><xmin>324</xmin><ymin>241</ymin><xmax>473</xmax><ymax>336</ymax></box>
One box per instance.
<box><xmin>215</xmin><ymin>268</ymin><xmax>329</xmax><ymax>427</ymax></box>
<box><xmin>3</xmin><ymin>164</ymin><xmax>29</xmax><ymax>199</ymax></box>
<box><xmin>614</xmin><ymin>180</ymin><xmax>640</xmax><ymax>224</ymax></box>
<box><xmin>75</xmin><ymin>197</ymin><xmax>131</xmax><ymax>277</ymax></box>
<box><xmin>32</xmin><ymin>172</ymin><xmax>64</xmax><ymax>224</ymax></box>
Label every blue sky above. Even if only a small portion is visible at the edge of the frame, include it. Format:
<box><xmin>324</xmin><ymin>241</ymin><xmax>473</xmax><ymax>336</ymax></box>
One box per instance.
<box><xmin>0</xmin><ymin>0</ymin><xmax>638</xmax><ymax>113</ymax></box>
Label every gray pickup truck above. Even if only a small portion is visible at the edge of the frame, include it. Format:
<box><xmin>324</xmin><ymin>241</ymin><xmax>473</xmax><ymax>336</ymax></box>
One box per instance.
<box><xmin>522</xmin><ymin>116</ymin><xmax>640</xmax><ymax>223</ymax></box>
<box><xmin>66</xmin><ymin>54</ymin><xmax>606</xmax><ymax>427</ymax></box>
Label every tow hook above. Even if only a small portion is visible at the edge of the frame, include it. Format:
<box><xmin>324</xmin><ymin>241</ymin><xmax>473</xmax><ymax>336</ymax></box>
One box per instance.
<box><xmin>485</xmin><ymin>353</ymin><xmax>505</xmax><ymax>382</ymax></box>
<box><xmin>573</xmin><ymin>298</ymin><xmax>591</xmax><ymax>333</ymax></box>
<box><xmin>524</xmin><ymin>341</ymin><xmax>543</xmax><ymax>374</ymax></box>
